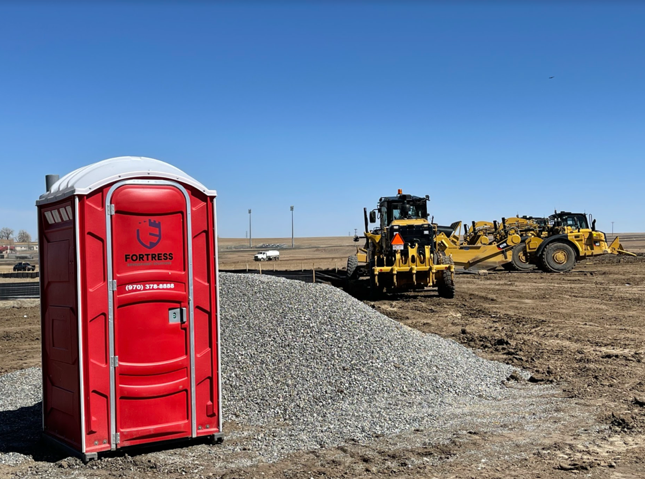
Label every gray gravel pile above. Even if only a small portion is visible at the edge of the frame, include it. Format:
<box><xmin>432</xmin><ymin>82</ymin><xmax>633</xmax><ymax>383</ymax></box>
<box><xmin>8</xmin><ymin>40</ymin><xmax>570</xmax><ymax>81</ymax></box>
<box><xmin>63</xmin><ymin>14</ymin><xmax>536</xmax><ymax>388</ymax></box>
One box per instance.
<box><xmin>1</xmin><ymin>273</ymin><xmax>551</xmax><ymax>469</ymax></box>
<box><xmin>0</xmin><ymin>368</ymin><xmax>41</xmax><ymax>466</ymax></box>
<box><xmin>0</xmin><ymin>368</ymin><xmax>41</xmax><ymax>412</ymax></box>
<box><xmin>220</xmin><ymin>273</ymin><xmax>527</xmax><ymax>455</ymax></box>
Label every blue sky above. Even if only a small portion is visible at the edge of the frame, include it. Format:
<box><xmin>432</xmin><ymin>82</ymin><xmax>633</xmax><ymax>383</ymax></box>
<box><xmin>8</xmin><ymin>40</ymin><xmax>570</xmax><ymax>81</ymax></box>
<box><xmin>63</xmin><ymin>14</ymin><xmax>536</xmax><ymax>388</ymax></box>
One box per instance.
<box><xmin>1</xmin><ymin>1</ymin><xmax>643</xmax><ymax>238</ymax></box>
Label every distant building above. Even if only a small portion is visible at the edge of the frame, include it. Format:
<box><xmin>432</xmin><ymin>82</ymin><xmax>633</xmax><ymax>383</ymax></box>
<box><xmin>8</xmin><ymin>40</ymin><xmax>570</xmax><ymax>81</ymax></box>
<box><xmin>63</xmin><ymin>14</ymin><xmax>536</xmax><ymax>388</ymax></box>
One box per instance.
<box><xmin>15</xmin><ymin>242</ymin><xmax>38</xmax><ymax>252</ymax></box>
<box><xmin>0</xmin><ymin>242</ymin><xmax>13</xmax><ymax>259</ymax></box>
<box><xmin>0</xmin><ymin>239</ymin><xmax>15</xmax><ymax>254</ymax></box>
<box><xmin>0</xmin><ymin>239</ymin><xmax>37</xmax><ymax>259</ymax></box>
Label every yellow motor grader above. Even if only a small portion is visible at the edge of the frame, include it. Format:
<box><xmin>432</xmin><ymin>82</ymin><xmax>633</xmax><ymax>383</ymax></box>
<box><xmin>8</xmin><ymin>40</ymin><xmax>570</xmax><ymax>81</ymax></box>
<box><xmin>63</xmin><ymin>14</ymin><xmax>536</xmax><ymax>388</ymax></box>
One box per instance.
<box><xmin>347</xmin><ymin>190</ymin><xmax>455</xmax><ymax>298</ymax></box>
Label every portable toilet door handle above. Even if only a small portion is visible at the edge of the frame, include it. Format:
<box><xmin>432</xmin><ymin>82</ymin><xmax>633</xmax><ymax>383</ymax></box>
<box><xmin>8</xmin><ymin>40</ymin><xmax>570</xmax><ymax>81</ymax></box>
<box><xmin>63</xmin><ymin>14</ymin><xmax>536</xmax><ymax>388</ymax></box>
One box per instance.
<box><xmin>168</xmin><ymin>307</ymin><xmax>187</xmax><ymax>324</ymax></box>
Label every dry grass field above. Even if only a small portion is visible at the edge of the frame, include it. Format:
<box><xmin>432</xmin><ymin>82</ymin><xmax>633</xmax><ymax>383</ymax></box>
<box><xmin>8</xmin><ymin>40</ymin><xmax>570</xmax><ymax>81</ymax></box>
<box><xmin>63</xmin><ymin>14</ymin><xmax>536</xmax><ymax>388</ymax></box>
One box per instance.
<box><xmin>1</xmin><ymin>234</ymin><xmax>645</xmax><ymax>477</ymax></box>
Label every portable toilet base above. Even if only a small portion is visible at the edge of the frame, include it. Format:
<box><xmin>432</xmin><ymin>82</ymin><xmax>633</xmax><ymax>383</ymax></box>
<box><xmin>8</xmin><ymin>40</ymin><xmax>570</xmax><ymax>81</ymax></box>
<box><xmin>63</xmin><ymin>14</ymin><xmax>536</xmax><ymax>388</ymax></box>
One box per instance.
<box><xmin>43</xmin><ymin>429</ymin><xmax>224</xmax><ymax>462</ymax></box>
<box><xmin>36</xmin><ymin>157</ymin><xmax>222</xmax><ymax>459</ymax></box>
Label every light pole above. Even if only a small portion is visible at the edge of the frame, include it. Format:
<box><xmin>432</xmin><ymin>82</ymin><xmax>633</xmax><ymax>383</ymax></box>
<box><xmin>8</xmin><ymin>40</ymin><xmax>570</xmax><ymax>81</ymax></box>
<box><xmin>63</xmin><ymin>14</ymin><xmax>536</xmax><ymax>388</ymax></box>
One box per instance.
<box><xmin>290</xmin><ymin>206</ymin><xmax>294</xmax><ymax>248</ymax></box>
<box><xmin>248</xmin><ymin>209</ymin><xmax>252</xmax><ymax>247</ymax></box>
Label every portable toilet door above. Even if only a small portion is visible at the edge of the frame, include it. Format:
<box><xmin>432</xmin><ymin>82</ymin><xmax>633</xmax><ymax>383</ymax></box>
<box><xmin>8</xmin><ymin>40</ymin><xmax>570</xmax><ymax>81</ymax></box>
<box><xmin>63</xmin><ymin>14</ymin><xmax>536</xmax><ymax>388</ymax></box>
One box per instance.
<box><xmin>107</xmin><ymin>180</ymin><xmax>196</xmax><ymax>447</ymax></box>
<box><xmin>36</xmin><ymin>156</ymin><xmax>222</xmax><ymax>460</ymax></box>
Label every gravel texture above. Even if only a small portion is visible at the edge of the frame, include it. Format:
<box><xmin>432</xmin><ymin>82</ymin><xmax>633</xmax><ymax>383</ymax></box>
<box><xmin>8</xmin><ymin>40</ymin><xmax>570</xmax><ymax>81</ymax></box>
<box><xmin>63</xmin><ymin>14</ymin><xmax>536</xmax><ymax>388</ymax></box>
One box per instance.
<box><xmin>0</xmin><ymin>368</ymin><xmax>41</xmax><ymax>413</ymax></box>
<box><xmin>219</xmin><ymin>274</ymin><xmax>528</xmax><ymax>457</ymax></box>
<box><xmin>0</xmin><ymin>368</ymin><xmax>41</xmax><ymax>466</ymax></box>
<box><xmin>0</xmin><ymin>273</ymin><xmax>558</xmax><ymax>471</ymax></box>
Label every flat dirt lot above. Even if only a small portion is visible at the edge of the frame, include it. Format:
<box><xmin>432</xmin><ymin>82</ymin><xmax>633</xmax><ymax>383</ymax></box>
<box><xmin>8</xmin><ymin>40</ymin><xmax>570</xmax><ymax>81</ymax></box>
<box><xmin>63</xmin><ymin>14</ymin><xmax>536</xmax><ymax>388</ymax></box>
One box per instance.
<box><xmin>219</xmin><ymin>236</ymin><xmax>357</xmax><ymax>271</ymax></box>
<box><xmin>1</xmin><ymin>235</ymin><xmax>645</xmax><ymax>478</ymax></box>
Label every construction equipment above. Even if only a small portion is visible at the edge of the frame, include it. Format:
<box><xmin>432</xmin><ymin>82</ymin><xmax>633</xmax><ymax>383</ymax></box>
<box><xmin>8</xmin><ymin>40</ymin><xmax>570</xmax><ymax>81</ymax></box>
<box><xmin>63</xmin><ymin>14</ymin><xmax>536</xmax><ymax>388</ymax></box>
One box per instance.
<box><xmin>477</xmin><ymin>216</ymin><xmax>547</xmax><ymax>271</ymax></box>
<box><xmin>438</xmin><ymin>211</ymin><xmax>634</xmax><ymax>273</ymax></box>
<box><xmin>347</xmin><ymin>190</ymin><xmax>455</xmax><ymax>298</ymax></box>
<box><xmin>431</xmin><ymin>216</ymin><xmax>550</xmax><ymax>271</ymax></box>
<box><xmin>521</xmin><ymin>211</ymin><xmax>635</xmax><ymax>273</ymax></box>
<box><xmin>434</xmin><ymin>221</ymin><xmax>523</xmax><ymax>271</ymax></box>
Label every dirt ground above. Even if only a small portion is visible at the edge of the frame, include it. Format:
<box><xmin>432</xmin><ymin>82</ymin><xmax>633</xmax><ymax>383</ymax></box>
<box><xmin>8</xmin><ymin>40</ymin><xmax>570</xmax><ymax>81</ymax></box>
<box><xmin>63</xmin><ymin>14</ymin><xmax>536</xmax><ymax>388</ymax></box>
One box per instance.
<box><xmin>0</xmin><ymin>301</ymin><xmax>40</xmax><ymax>375</ymax></box>
<box><xmin>1</xmin><ymin>235</ymin><xmax>645</xmax><ymax>478</ymax></box>
<box><xmin>370</xmin><ymin>257</ymin><xmax>645</xmax><ymax>478</ymax></box>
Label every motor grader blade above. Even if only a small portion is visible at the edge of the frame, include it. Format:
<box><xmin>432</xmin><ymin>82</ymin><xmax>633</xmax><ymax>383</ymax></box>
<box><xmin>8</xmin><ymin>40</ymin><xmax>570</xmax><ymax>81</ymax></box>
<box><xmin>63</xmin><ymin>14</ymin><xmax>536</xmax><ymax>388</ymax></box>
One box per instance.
<box><xmin>609</xmin><ymin>236</ymin><xmax>637</xmax><ymax>257</ymax></box>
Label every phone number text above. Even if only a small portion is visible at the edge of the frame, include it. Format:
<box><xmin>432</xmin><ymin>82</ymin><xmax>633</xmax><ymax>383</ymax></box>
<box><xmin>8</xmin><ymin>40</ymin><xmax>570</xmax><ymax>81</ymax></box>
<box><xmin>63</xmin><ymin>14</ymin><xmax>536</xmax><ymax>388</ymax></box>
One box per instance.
<box><xmin>125</xmin><ymin>283</ymin><xmax>176</xmax><ymax>292</ymax></box>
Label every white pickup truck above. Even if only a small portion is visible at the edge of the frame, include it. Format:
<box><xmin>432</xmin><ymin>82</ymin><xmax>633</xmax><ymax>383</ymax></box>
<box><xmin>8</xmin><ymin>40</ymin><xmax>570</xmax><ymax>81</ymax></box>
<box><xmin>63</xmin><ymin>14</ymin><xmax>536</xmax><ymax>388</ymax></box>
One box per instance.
<box><xmin>253</xmin><ymin>250</ymin><xmax>280</xmax><ymax>261</ymax></box>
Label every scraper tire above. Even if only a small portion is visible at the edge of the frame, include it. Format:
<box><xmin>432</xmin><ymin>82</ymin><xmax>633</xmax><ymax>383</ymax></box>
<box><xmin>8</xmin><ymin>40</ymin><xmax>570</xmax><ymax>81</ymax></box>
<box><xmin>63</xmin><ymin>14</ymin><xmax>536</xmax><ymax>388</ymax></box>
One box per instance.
<box><xmin>506</xmin><ymin>244</ymin><xmax>533</xmax><ymax>271</ymax></box>
<box><xmin>540</xmin><ymin>242</ymin><xmax>576</xmax><ymax>273</ymax></box>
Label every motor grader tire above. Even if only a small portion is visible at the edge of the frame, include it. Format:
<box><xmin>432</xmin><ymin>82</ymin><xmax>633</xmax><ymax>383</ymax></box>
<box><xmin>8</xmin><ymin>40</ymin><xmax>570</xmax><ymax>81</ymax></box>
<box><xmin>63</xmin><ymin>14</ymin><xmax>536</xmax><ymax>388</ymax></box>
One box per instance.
<box><xmin>505</xmin><ymin>244</ymin><xmax>533</xmax><ymax>271</ymax></box>
<box><xmin>433</xmin><ymin>251</ymin><xmax>455</xmax><ymax>298</ymax></box>
<box><xmin>346</xmin><ymin>255</ymin><xmax>358</xmax><ymax>279</ymax></box>
<box><xmin>540</xmin><ymin>242</ymin><xmax>576</xmax><ymax>273</ymax></box>
<box><xmin>437</xmin><ymin>271</ymin><xmax>455</xmax><ymax>299</ymax></box>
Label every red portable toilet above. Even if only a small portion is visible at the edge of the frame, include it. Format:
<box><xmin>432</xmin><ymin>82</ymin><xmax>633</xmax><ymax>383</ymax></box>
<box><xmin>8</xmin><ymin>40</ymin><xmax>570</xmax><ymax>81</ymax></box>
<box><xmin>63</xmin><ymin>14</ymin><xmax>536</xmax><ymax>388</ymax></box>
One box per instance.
<box><xmin>36</xmin><ymin>156</ymin><xmax>222</xmax><ymax>460</ymax></box>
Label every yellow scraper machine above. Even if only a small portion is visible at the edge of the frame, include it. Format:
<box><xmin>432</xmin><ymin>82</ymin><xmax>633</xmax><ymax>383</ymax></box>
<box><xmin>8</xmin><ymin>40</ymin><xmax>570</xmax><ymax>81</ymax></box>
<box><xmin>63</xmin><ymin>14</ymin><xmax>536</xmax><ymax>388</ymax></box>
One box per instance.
<box><xmin>434</xmin><ymin>216</ymin><xmax>547</xmax><ymax>271</ymax></box>
<box><xmin>517</xmin><ymin>211</ymin><xmax>635</xmax><ymax>273</ymax></box>
<box><xmin>436</xmin><ymin>211</ymin><xmax>635</xmax><ymax>273</ymax></box>
<box><xmin>347</xmin><ymin>190</ymin><xmax>455</xmax><ymax>298</ymax></box>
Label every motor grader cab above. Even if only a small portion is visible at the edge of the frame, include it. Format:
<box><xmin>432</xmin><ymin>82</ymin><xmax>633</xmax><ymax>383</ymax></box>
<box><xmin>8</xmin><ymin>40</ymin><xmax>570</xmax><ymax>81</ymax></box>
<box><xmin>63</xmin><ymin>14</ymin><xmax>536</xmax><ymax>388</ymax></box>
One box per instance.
<box><xmin>520</xmin><ymin>211</ymin><xmax>635</xmax><ymax>273</ymax></box>
<box><xmin>347</xmin><ymin>190</ymin><xmax>455</xmax><ymax>298</ymax></box>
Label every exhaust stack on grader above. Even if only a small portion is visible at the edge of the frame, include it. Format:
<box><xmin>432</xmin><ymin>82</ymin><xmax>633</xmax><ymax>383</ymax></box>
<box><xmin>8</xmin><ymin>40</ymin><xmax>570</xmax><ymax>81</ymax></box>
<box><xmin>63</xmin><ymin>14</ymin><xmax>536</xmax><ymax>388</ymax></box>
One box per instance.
<box><xmin>347</xmin><ymin>190</ymin><xmax>455</xmax><ymax>298</ymax></box>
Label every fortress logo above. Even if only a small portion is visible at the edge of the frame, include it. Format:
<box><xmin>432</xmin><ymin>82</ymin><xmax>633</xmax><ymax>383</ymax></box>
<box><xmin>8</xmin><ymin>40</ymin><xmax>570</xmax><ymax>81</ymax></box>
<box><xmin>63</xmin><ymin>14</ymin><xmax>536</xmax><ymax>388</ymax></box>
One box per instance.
<box><xmin>124</xmin><ymin>219</ymin><xmax>174</xmax><ymax>264</ymax></box>
<box><xmin>136</xmin><ymin>219</ymin><xmax>162</xmax><ymax>249</ymax></box>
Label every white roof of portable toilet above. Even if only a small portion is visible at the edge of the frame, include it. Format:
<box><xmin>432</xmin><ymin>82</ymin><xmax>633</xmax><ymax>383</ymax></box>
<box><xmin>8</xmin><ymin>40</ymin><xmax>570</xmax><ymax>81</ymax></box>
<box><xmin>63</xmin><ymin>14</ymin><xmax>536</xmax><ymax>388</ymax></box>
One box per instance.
<box><xmin>37</xmin><ymin>156</ymin><xmax>216</xmax><ymax>205</ymax></box>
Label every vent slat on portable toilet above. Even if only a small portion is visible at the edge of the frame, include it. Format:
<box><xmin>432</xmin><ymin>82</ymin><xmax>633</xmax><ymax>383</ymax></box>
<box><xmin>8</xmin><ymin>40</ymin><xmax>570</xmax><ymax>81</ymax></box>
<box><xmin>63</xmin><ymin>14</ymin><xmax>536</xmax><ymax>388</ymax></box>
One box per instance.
<box><xmin>36</xmin><ymin>156</ymin><xmax>221</xmax><ymax>460</ymax></box>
